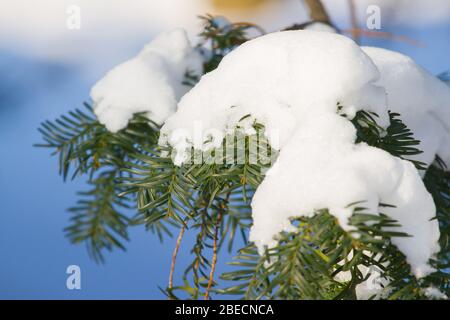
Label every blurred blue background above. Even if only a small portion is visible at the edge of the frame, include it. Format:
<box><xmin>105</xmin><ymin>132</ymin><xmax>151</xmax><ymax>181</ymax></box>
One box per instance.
<box><xmin>0</xmin><ymin>0</ymin><xmax>449</xmax><ymax>299</ymax></box>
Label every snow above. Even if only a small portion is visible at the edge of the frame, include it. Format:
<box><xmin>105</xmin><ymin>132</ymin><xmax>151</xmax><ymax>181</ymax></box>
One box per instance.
<box><xmin>161</xmin><ymin>30</ymin><xmax>389</xmax><ymax>154</ymax></box>
<box><xmin>90</xmin><ymin>29</ymin><xmax>203</xmax><ymax>132</ymax></box>
<box><xmin>334</xmin><ymin>253</ymin><xmax>391</xmax><ymax>300</ymax></box>
<box><xmin>423</xmin><ymin>286</ymin><xmax>448</xmax><ymax>300</ymax></box>
<box><xmin>303</xmin><ymin>22</ymin><xmax>337</xmax><ymax>33</ymax></box>
<box><xmin>362</xmin><ymin>47</ymin><xmax>450</xmax><ymax>169</ymax></box>
<box><xmin>354</xmin><ymin>271</ymin><xmax>391</xmax><ymax>300</ymax></box>
<box><xmin>160</xmin><ymin>30</ymin><xmax>441</xmax><ymax>285</ymax></box>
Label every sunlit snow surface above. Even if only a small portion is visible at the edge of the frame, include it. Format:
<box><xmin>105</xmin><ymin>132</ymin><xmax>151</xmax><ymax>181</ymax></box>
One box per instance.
<box><xmin>160</xmin><ymin>31</ymin><xmax>445</xmax><ymax>293</ymax></box>
<box><xmin>90</xmin><ymin>29</ymin><xmax>203</xmax><ymax>132</ymax></box>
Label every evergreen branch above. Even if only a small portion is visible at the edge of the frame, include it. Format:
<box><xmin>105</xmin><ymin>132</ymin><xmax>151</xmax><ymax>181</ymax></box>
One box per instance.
<box><xmin>121</xmin><ymin>103</ymin><xmax>438</xmax><ymax>298</ymax></box>
<box><xmin>438</xmin><ymin>71</ymin><xmax>450</xmax><ymax>86</ymax></box>
<box><xmin>218</xmin><ymin>245</ymin><xmax>271</xmax><ymax>299</ymax></box>
<box><xmin>350</xmin><ymin>108</ymin><xmax>426</xmax><ymax>170</ymax></box>
<box><xmin>36</xmin><ymin>103</ymin><xmax>98</xmax><ymax>180</ymax></box>
<box><xmin>199</xmin><ymin>15</ymin><xmax>264</xmax><ymax>73</ymax></box>
<box><xmin>220</xmin><ymin>208</ymin><xmax>412</xmax><ymax>300</ymax></box>
<box><xmin>36</xmin><ymin>103</ymin><xmax>158</xmax><ymax>180</ymax></box>
<box><xmin>219</xmin><ymin>188</ymin><xmax>252</xmax><ymax>252</ymax></box>
<box><xmin>184</xmin><ymin>211</ymin><xmax>215</xmax><ymax>299</ymax></box>
<box><xmin>65</xmin><ymin>169</ymin><xmax>131</xmax><ymax>263</ymax></box>
<box><xmin>35</xmin><ymin>13</ymin><xmax>449</xmax><ymax>299</ymax></box>
<box><xmin>423</xmin><ymin>157</ymin><xmax>450</xmax><ymax>295</ymax></box>
<box><xmin>121</xmin><ymin>149</ymin><xmax>197</xmax><ymax>228</ymax></box>
<box><xmin>37</xmin><ymin>104</ymin><xmax>160</xmax><ymax>261</ymax></box>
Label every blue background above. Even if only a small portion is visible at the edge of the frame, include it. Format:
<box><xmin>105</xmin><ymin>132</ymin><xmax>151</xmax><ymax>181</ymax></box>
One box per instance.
<box><xmin>0</xmin><ymin>21</ymin><xmax>449</xmax><ymax>299</ymax></box>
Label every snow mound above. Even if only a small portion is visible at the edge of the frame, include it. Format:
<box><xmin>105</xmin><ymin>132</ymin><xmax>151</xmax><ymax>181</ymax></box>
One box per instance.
<box><xmin>161</xmin><ymin>31</ymin><xmax>440</xmax><ymax>280</ymax></box>
<box><xmin>363</xmin><ymin>47</ymin><xmax>450</xmax><ymax>169</ymax></box>
<box><xmin>161</xmin><ymin>30</ymin><xmax>389</xmax><ymax>153</ymax></box>
<box><xmin>90</xmin><ymin>29</ymin><xmax>203</xmax><ymax>132</ymax></box>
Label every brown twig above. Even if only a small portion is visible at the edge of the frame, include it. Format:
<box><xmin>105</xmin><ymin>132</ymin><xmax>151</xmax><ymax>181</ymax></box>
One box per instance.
<box><xmin>168</xmin><ymin>223</ymin><xmax>187</xmax><ymax>292</ymax></box>
<box><xmin>204</xmin><ymin>209</ymin><xmax>224</xmax><ymax>300</ymax></box>
<box><xmin>304</xmin><ymin>0</ymin><xmax>332</xmax><ymax>24</ymax></box>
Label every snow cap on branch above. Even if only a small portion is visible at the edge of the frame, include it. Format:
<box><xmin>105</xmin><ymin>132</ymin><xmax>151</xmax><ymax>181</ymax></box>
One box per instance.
<box><xmin>90</xmin><ymin>28</ymin><xmax>203</xmax><ymax>132</ymax></box>
<box><xmin>161</xmin><ymin>30</ymin><xmax>389</xmax><ymax>153</ymax></box>
<box><xmin>363</xmin><ymin>47</ymin><xmax>450</xmax><ymax>169</ymax></box>
<box><xmin>161</xmin><ymin>30</ymin><xmax>440</xmax><ymax>280</ymax></box>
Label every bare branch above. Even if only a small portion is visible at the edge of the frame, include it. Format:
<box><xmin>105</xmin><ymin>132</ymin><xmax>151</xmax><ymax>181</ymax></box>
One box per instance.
<box><xmin>204</xmin><ymin>210</ymin><xmax>223</xmax><ymax>300</ymax></box>
<box><xmin>304</xmin><ymin>0</ymin><xmax>332</xmax><ymax>24</ymax></box>
<box><xmin>168</xmin><ymin>224</ymin><xmax>186</xmax><ymax>291</ymax></box>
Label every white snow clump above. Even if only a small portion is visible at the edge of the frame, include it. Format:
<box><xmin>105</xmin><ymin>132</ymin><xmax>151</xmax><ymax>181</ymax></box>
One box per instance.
<box><xmin>423</xmin><ymin>286</ymin><xmax>448</xmax><ymax>300</ymax></box>
<box><xmin>160</xmin><ymin>31</ymin><xmax>442</xmax><ymax>281</ymax></box>
<box><xmin>363</xmin><ymin>47</ymin><xmax>450</xmax><ymax>169</ymax></box>
<box><xmin>90</xmin><ymin>29</ymin><xmax>203</xmax><ymax>133</ymax></box>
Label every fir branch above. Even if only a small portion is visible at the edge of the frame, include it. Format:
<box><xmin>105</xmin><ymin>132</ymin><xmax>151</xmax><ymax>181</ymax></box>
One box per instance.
<box><xmin>36</xmin><ymin>103</ymin><xmax>158</xmax><ymax>180</ymax></box>
<box><xmin>220</xmin><ymin>208</ymin><xmax>412</xmax><ymax>300</ymax></box>
<box><xmin>36</xmin><ymin>103</ymin><xmax>98</xmax><ymax>180</ymax></box>
<box><xmin>351</xmin><ymin>108</ymin><xmax>426</xmax><ymax>170</ymax></box>
<box><xmin>121</xmin><ymin>148</ymin><xmax>197</xmax><ymax>227</ymax></box>
<box><xmin>184</xmin><ymin>211</ymin><xmax>215</xmax><ymax>299</ymax></box>
<box><xmin>65</xmin><ymin>169</ymin><xmax>131</xmax><ymax>263</ymax></box>
<box><xmin>35</xmin><ymin>15</ymin><xmax>449</xmax><ymax>299</ymax></box>
<box><xmin>218</xmin><ymin>245</ymin><xmax>271</xmax><ymax>299</ymax></box>
<box><xmin>422</xmin><ymin>158</ymin><xmax>450</xmax><ymax>295</ymax></box>
<box><xmin>37</xmin><ymin>104</ymin><xmax>159</xmax><ymax>261</ymax></box>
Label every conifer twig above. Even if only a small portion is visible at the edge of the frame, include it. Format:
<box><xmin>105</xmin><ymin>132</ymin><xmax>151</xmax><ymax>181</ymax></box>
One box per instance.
<box><xmin>205</xmin><ymin>210</ymin><xmax>223</xmax><ymax>300</ymax></box>
<box><xmin>304</xmin><ymin>0</ymin><xmax>332</xmax><ymax>24</ymax></box>
<box><xmin>168</xmin><ymin>223</ymin><xmax>187</xmax><ymax>291</ymax></box>
<box><xmin>232</xmin><ymin>22</ymin><xmax>266</xmax><ymax>35</ymax></box>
